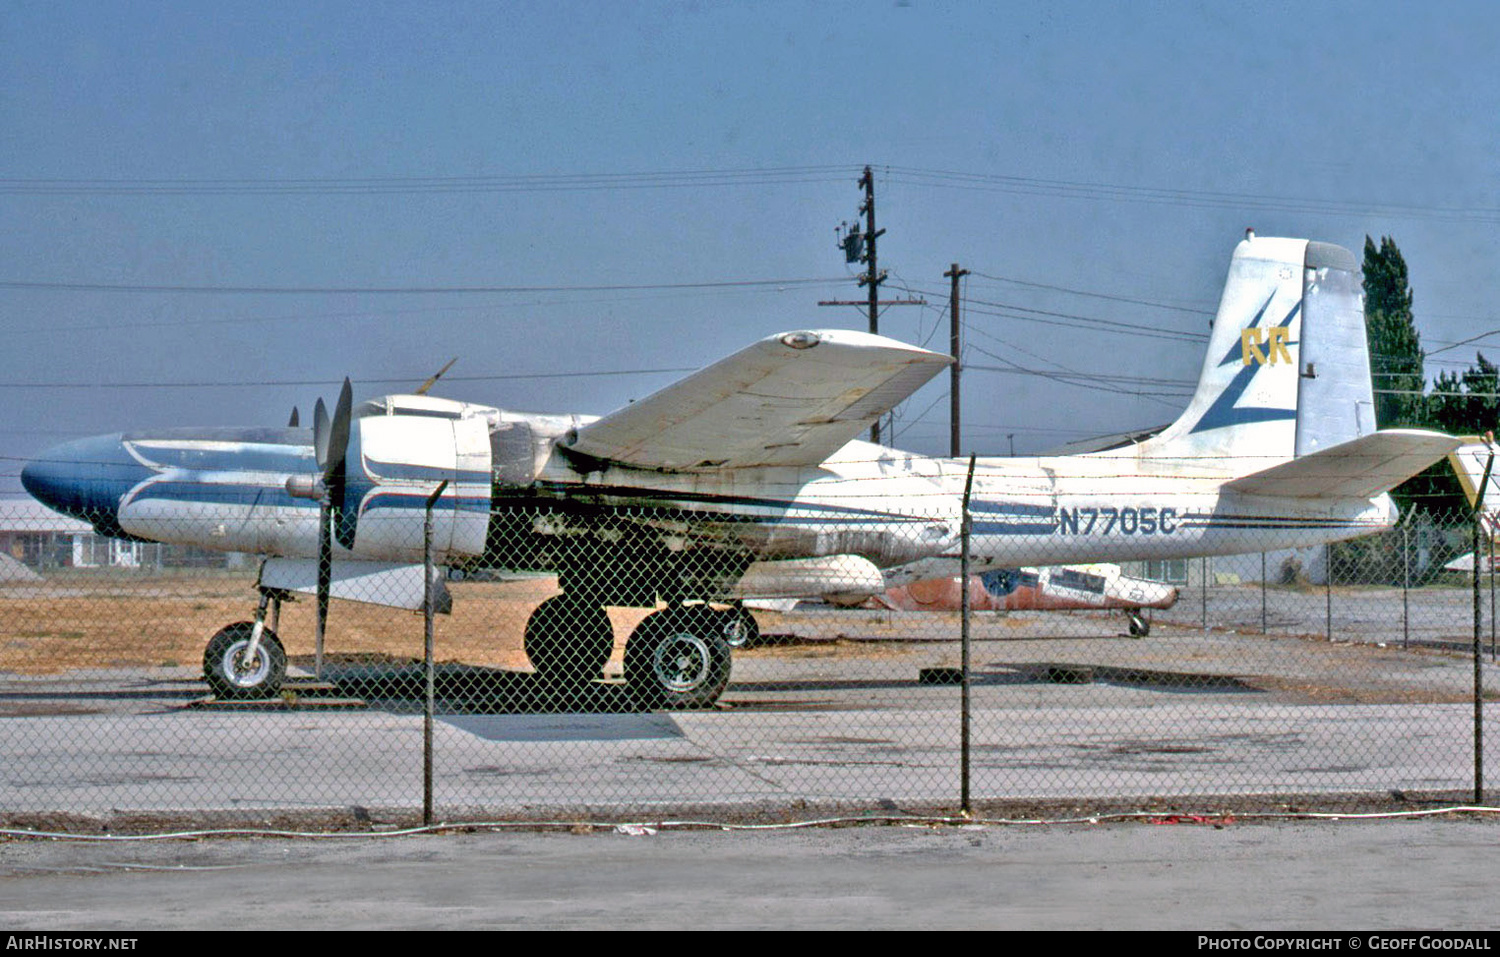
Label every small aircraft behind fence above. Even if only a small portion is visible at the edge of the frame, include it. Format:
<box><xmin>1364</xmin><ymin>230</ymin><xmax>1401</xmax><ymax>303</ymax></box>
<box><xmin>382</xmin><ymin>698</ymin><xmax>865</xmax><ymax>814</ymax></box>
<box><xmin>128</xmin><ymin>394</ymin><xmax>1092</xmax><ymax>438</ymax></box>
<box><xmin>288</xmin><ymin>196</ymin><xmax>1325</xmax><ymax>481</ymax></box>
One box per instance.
<box><xmin>22</xmin><ymin>234</ymin><xmax>1460</xmax><ymax>708</ymax></box>
<box><xmin>871</xmin><ymin>564</ymin><xmax>1179</xmax><ymax>637</ymax></box>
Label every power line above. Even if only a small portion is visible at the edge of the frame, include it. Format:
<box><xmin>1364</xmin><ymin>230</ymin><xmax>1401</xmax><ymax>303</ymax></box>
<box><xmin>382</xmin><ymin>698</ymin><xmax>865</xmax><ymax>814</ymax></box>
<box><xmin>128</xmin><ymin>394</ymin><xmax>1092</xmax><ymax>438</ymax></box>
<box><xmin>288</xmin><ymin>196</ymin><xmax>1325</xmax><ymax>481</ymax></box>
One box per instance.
<box><xmin>2</xmin><ymin>284</ymin><xmax>839</xmax><ymax>337</ymax></box>
<box><xmin>0</xmin><ymin>165</ymin><xmax>860</xmax><ymax>196</ymax></box>
<box><xmin>0</xmin><ymin>277</ymin><xmax>846</xmax><ymax>295</ymax></box>
<box><xmin>881</xmin><ymin>164</ymin><xmax>1500</xmax><ymax>225</ymax></box>
<box><xmin>915</xmin><ymin>286</ymin><xmax>1208</xmax><ymax>344</ymax></box>
<box><xmin>963</xmin><ymin>323</ymin><xmax>1191</xmax><ymax>404</ymax></box>
<box><xmin>0</xmin><ymin>368</ymin><xmax>695</xmax><ymax>390</ymax></box>
<box><xmin>964</xmin><ymin>341</ymin><xmax>1193</xmax><ymax>404</ymax></box>
<box><xmin>968</xmin><ymin>270</ymin><xmax>1214</xmax><ymax>317</ymax></box>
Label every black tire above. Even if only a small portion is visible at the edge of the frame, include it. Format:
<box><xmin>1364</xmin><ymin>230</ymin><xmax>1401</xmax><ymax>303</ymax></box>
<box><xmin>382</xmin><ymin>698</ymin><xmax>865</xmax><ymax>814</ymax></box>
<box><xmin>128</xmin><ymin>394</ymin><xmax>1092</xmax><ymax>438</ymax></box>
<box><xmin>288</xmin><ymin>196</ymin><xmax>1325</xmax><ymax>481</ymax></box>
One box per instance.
<box><xmin>524</xmin><ymin>594</ymin><xmax>614</xmax><ymax>686</ymax></box>
<box><xmin>625</xmin><ymin>607</ymin><xmax>732</xmax><ymax>710</ymax></box>
<box><xmin>721</xmin><ymin>605</ymin><xmax>760</xmax><ymax>649</ymax></box>
<box><xmin>1127</xmin><ymin>612</ymin><xmax>1149</xmax><ymax>638</ymax></box>
<box><xmin>203</xmin><ymin>621</ymin><xmax>286</xmax><ymax>699</ymax></box>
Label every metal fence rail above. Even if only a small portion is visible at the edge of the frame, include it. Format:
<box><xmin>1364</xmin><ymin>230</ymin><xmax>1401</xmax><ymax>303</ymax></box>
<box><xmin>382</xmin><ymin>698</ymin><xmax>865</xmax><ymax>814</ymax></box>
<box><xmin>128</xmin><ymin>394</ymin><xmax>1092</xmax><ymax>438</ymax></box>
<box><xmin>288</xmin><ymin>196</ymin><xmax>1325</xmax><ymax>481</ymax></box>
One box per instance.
<box><xmin>1</xmin><ymin>503</ymin><xmax>1496</xmax><ymax>828</ymax></box>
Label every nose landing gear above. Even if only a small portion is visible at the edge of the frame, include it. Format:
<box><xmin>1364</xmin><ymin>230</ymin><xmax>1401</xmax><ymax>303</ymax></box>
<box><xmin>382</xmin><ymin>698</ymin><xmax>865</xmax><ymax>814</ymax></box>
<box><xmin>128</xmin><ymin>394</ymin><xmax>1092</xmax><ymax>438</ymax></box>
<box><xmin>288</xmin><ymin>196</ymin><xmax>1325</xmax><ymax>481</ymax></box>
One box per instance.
<box><xmin>203</xmin><ymin>588</ymin><xmax>289</xmax><ymax>699</ymax></box>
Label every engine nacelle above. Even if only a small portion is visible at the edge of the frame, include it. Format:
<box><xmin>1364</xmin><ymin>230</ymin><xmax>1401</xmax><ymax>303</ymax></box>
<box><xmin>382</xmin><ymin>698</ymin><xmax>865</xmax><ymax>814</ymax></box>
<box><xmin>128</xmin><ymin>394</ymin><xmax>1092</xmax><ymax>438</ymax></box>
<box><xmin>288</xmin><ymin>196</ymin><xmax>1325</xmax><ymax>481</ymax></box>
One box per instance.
<box><xmin>344</xmin><ymin>395</ymin><xmax>496</xmax><ymax>560</ymax></box>
<box><xmin>345</xmin><ymin>398</ymin><xmax>599</xmax><ymax>562</ymax></box>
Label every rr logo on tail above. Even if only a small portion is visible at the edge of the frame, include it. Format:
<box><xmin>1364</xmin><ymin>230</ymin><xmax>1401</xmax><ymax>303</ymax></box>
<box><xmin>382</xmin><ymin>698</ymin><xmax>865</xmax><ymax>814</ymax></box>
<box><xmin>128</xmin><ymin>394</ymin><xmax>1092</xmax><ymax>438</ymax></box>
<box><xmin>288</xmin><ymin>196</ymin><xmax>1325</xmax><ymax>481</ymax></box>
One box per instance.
<box><xmin>1241</xmin><ymin>326</ymin><xmax>1292</xmax><ymax>365</ymax></box>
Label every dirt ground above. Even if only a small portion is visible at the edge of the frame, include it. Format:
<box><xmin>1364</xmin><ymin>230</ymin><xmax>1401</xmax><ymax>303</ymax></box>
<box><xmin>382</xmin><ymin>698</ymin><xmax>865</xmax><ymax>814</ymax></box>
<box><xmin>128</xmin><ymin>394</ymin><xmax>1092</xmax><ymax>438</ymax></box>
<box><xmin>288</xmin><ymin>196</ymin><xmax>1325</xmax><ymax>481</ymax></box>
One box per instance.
<box><xmin>2</xmin><ymin>573</ymin><xmax>619</xmax><ymax>673</ymax></box>
<box><xmin>0</xmin><ymin>571</ymin><xmax>925</xmax><ymax>674</ymax></box>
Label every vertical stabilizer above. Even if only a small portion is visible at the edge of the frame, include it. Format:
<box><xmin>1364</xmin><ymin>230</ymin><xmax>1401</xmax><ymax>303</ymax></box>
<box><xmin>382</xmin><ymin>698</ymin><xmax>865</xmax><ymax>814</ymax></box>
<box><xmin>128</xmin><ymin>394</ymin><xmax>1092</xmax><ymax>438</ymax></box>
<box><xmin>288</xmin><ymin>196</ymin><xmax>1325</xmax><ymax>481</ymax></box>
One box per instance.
<box><xmin>1141</xmin><ymin>235</ymin><xmax>1370</xmax><ymax>475</ymax></box>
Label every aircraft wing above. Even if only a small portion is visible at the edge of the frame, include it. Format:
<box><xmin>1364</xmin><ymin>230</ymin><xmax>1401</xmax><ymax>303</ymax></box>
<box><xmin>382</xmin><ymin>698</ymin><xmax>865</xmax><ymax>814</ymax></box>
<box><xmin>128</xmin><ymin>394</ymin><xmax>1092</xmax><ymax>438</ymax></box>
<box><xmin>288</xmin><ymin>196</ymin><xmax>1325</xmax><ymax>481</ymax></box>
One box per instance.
<box><xmin>1224</xmin><ymin>429</ymin><xmax>1461</xmax><ymax>499</ymax></box>
<box><xmin>562</xmin><ymin>329</ymin><xmax>952</xmax><ymax>470</ymax></box>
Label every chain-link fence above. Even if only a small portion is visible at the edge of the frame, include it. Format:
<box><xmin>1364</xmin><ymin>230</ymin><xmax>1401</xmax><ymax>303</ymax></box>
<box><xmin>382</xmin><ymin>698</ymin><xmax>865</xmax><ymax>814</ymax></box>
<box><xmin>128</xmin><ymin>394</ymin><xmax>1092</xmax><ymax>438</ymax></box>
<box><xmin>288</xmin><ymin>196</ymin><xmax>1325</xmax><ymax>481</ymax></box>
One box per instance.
<box><xmin>2</xmin><ymin>501</ymin><xmax>1498</xmax><ymax>829</ymax></box>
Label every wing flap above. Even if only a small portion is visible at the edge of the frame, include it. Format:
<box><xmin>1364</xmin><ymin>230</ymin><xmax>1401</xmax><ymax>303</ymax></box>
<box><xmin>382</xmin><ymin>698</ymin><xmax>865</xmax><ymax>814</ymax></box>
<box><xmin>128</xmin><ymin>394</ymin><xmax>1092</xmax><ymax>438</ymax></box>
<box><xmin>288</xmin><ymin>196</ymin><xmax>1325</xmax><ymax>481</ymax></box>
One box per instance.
<box><xmin>1224</xmin><ymin>429</ymin><xmax>1460</xmax><ymax>499</ymax></box>
<box><xmin>564</xmin><ymin>330</ymin><xmax>951</xmax><ymax>470</ymax></box>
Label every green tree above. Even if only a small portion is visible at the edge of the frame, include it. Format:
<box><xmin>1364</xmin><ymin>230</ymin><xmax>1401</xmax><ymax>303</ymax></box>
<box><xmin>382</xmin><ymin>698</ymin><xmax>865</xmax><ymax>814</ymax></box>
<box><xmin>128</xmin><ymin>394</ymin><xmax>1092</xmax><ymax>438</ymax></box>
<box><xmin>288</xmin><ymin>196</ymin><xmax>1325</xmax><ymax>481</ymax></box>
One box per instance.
<box><xmin>1428</xmin><ymin>352</ymin><xmax>1499</xmax><ymax>437</ymax></box>
<box><xmin>1359</xmin><ymin>237</ymin><xmax>1466</xmax><ymax>514</ymax></box>
<box><xmin>1363</xmin><ymin>236</ymin><xmax>1426</xmax><ymax>428</ymax></box>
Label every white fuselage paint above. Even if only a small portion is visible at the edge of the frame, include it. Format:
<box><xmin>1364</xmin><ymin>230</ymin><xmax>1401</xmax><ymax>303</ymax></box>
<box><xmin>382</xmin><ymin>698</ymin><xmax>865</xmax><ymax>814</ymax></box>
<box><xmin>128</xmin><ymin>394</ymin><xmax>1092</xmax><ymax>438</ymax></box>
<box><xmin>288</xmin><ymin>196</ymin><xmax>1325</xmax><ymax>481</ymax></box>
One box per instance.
<box><xmin>111</xmin><ymin>429</ymin><xmax>1397</xmax><ymax>576</ymax></box>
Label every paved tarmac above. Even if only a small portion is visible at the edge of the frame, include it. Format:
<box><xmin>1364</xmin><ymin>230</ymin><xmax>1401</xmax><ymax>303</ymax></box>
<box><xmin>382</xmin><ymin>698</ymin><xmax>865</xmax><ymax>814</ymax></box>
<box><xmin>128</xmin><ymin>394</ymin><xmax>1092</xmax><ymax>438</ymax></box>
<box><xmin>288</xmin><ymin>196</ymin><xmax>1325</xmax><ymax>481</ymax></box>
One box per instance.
<box><xmin>4</xmin><ymin>595</ymin><xmax>1500</xmax><ymax>929</ymax></box>
<box><xmin>4</xmin><ymin>615</ymin><xmax>1500</xmax><ymax>821</ymax></box>
<box><xmin>3</xmin><ymin>816</ymin><xmax>1500</xmax><ymax>929</ymax></box>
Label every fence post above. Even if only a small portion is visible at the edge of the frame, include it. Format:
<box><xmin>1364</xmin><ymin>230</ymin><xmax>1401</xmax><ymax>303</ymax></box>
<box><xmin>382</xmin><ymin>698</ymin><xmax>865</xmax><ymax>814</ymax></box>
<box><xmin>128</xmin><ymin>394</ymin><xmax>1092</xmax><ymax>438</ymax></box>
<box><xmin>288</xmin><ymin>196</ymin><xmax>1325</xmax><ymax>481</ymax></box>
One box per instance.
<box><xmin>1402</xmin><ymin>520</ymin><xmax>1410</xmax><ymax>651</ymax></box>
<box><xmin>423</xmin><ymin>480</ymin><xmax>449</xmax><ymax>828</ymax></box>
<box><xmin>1324</xmin><ymin>543</ymin><xmax>1332</xmax><ymax>641</ymax></box>
<box><xmin>1476</xmin><ymin>508</ymin><xmax>1486</xmax><ymax>804</ymax></box>
<box><xmin>1260</xmin><ymin>552</ymin><xmax>1267</xmax><ymax>634</ymax></box>
<box><xmin>960</xmin><ymin>455</ymin><xmax>976</xmax><ymax>817</ymax></box>
<box><xmin>1200</xmin><ymin>556</ymin><xmax>1208</xmax><ymax>632</ymax></box>
<box><xmin>1475</xmin><ymin>509</ymin><xmax>1486</xmax><ymax>804</ymax></box>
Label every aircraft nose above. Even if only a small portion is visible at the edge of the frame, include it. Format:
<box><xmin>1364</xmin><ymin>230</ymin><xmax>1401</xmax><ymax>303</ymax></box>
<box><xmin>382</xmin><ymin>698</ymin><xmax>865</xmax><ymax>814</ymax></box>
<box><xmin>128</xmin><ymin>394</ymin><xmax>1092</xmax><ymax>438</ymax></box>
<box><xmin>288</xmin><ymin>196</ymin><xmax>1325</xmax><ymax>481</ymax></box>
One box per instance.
<box><xmin>21</xmin><ymin>434</ymin><xmax>144</xmax><ymax>533</ymax></box>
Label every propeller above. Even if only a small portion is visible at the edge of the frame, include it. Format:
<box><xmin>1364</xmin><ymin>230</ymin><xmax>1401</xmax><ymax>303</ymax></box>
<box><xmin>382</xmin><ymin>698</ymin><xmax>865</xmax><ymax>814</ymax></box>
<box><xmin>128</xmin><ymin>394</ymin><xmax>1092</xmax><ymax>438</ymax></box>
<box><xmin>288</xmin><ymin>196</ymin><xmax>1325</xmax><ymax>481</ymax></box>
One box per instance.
<box><xmin>286</xmin><ymin>379</ymin><xmax>353</xmax><ymax>678</ymax></box>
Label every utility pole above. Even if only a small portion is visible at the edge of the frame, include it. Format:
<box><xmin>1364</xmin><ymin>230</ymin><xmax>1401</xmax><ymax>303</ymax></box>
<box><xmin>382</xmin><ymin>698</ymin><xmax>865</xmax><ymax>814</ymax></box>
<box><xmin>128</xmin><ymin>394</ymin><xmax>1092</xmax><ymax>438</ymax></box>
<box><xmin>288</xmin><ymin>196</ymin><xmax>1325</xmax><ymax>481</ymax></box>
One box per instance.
<box><xmin>945</xmin><ymin>263</ymin><xmax>969</xmax><ymax>458</ymax></box>
<box><xmin>824</xmin><ymin>166</ymin><xmax>923</xmax><ymax>445</ymax></box>
<box><xmin>859</xmin><ymin>166</ymin><xmax>887</xmax><ymax>443</ymax></box>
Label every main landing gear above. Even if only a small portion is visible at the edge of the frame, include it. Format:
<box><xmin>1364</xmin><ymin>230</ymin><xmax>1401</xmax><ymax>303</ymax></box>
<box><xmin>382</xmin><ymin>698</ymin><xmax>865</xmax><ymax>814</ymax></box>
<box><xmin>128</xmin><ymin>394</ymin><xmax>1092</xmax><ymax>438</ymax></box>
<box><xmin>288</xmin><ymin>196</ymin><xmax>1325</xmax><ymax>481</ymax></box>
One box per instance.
<box><xmin>203</xmin><ymin>589</ymin><xmax>288</xmax><ymax>699</ymax></box>
<box><xmin>523</xmin><ymin>597</ymin><xmax>736</xmax><ymax>709</ymax></box>
<box><xmin>1126</xmin><ymin>610</ymin><xmax>1150</xmax><ymax>638</ymax></box>
<box><xmin>202</xmin><ymin>585</ymin><xmax>743</xmax><ymax>709</ymax></box>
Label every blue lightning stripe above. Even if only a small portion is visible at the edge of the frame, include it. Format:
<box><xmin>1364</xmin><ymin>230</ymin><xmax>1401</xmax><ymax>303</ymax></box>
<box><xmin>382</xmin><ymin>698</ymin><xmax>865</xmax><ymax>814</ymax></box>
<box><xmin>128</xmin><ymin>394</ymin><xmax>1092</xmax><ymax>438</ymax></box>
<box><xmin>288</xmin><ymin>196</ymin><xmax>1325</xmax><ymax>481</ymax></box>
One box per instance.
<box><xmin>1187</xmin><ymin>296</ymin><xmax>1302</xmax><ymax>435</ymax></box>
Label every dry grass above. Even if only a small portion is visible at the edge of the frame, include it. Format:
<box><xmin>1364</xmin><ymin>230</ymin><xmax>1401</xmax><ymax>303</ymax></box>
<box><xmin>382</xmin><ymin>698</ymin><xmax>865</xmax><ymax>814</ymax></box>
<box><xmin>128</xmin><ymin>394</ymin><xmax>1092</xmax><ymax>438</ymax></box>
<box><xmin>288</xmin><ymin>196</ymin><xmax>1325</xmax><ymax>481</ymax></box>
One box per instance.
<box><xmin>0</xmin><ymin>574</ymin><xmax>668</xmax><ymax>674</ymax></box>
<box><xmin>0</xmin><ymin>573</ymin><xmax>918</xmax><ymax>675</ymax></box>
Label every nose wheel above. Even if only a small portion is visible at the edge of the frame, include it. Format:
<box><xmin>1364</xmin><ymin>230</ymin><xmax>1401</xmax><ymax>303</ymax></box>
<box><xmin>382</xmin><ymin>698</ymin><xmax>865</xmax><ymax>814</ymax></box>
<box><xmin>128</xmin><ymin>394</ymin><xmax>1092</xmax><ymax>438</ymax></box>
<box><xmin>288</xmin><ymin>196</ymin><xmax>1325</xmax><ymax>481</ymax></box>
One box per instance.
<box><xmin>203</xmin><ymin>621</ymin><xmax>287</xmax><ymax>699</ymax></box>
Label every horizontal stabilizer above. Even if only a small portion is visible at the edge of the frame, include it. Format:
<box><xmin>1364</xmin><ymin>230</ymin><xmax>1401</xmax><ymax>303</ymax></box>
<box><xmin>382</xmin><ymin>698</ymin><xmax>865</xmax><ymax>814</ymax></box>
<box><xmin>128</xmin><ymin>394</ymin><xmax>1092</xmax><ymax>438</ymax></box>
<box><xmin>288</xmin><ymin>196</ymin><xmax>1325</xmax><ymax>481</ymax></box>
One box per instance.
<box><xmin>1448</xmin><ymin>439</ymin><xmax>1500</xmax><ymax>511</ymax></box>
<box><xmin>1224</xmin><ymin>429</ymin><xmax>1460</xmax><ymax>500</ymax></box>
<box><xmin>564</xmin><ymin>329</ymin><xmax>951</xmax><ymax>471</ymax></box>
<box><xmin>260</xmin><ymin>557</ymin><xmax>451</xmax><ymax>613</ymax></box>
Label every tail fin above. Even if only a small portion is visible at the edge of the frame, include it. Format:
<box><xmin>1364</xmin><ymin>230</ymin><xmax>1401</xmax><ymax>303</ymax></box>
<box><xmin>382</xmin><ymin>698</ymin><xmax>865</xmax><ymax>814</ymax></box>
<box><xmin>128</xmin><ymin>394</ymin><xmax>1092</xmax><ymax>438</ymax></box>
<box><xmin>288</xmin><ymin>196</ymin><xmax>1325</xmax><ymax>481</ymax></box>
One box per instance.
<box><xmin>1140</xmin><ymin>235</ymin><xmax>1375</xmax><ymax>473</ymax></box>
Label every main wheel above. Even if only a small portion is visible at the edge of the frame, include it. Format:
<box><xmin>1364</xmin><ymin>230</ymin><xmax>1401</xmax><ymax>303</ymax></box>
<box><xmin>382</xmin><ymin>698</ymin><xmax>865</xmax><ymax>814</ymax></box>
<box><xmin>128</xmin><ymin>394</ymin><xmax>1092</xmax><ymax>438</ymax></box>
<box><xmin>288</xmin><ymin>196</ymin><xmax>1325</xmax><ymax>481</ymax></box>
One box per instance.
<box><xmin>524</xmin><ymin>594</ymin><xmax>614</xmax><ymax>687</ymax></box>
<box><xmin>720</xmin><ymin>604</ymin><xmax>760</xmax><ymax>649</ymax></box>
<box><xmin>1127</xmin><ymin>612</ymin><xmax>1150</xmax><ymax>638</ymax></box>
<box><xmin>203</xmin><ymin>622</ymin><xmax>286</xmax><ymax>699</ymax></box>
<box><xmin>625</xmin><ymin>607</ymin><xmax>732</xmax><ymax>710</ymax></box>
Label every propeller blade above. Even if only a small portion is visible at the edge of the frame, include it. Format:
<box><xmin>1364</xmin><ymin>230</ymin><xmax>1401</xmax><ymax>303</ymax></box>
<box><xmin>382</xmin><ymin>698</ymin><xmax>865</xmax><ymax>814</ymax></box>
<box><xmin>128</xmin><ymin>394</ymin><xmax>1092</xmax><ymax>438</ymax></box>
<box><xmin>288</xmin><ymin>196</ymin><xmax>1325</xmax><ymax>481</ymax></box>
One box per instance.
<box><xmin>414</xmin><ymin>358</ymin><xmax>458</xmax><ymax>396</ymax></box>
<box><xmin>287</xmin><ymin>407</ymin><xmax>300</xmax><ymax>428</ymax></box>
<box><xmin>315</xmin><ymin>497</ymin><xmax>332</xmax><ymax>679</ymax></box>
<box><xmin>327</xmin><ymin>379</ymin><xmax>356</xmax><ymax>550</ymax></box>
<box><xmin>313</xmin><ymin>398</ymin><xmax>330</xmax><ymax>471</ymax></box>
<box><xmin>325</xmin><ymin>378</ymin><xmax>353</xmax><ymax>482</ymax></box>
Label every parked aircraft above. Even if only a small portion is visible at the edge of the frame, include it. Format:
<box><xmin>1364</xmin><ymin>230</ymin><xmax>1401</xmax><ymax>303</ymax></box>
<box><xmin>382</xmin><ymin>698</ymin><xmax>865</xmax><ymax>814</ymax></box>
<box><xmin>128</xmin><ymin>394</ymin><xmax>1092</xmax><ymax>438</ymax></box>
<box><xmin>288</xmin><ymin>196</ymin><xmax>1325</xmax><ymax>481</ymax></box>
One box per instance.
<box><xmin>21</xmin><ymin>234</ymin><xmax>1460</xmax><ymax>707</ymax></box>
<box><xmin>874</xmin><ymin>564</ymin><xmax>1179</xmax><ymax>636</ymax></box>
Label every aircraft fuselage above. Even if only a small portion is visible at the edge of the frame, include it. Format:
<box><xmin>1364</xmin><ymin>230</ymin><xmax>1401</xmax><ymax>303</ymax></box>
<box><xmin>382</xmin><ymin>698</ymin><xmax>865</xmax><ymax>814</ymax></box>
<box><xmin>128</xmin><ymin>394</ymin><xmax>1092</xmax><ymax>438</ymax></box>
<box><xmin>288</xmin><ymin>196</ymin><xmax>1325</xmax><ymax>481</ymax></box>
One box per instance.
<box><xmin>22</xmin><ymin>424</ymin><xmax>1397</xmax><ymax>599</ymax></box>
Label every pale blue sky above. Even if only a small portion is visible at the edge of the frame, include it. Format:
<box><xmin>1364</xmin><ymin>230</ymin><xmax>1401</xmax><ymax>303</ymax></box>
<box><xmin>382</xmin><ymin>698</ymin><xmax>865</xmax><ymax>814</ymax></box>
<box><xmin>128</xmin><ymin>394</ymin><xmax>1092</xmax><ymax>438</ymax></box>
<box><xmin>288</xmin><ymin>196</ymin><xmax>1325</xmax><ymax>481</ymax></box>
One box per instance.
<box><xmin>2</xmin><ymin>1</ymin><xmax>1496</xmax><ymax>492</ymax></box>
